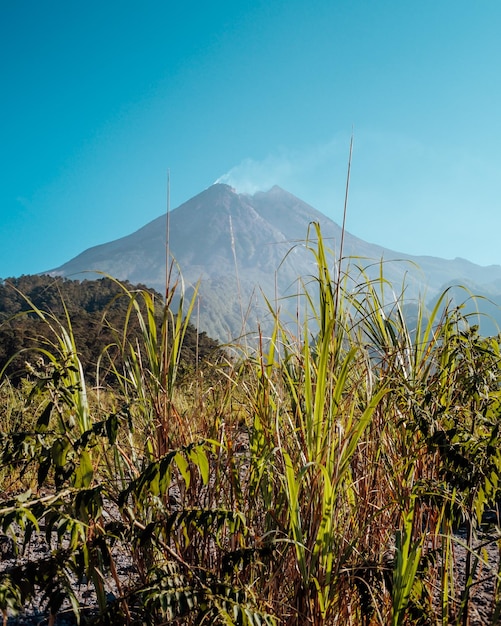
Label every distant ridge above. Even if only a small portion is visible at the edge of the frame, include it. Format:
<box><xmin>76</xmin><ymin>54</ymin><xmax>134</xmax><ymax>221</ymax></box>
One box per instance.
<box><xmin>49</xmin><ymin>184</ymin><xmax>501</xmax><ymax>340</ymax></box>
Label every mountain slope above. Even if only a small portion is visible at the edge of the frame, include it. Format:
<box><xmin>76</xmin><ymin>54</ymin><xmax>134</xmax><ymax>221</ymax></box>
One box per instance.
<box><xmin>49</xmin><ymin>184</ymin><xmax>501</xmax><ymax>340</ymax></box>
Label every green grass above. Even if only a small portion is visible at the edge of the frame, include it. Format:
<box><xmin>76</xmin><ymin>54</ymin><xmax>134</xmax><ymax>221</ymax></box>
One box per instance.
<box><xmin>0</xmin><ymin>226</ymin><xmax>500</xmax><ymax>625</ymax></box>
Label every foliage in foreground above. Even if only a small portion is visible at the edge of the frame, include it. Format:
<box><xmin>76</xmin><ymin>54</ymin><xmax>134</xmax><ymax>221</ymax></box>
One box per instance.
<box><xmin>0</xmin><ymin>225</ymin><xmax>500</xmax><ymax>625</ymax></box>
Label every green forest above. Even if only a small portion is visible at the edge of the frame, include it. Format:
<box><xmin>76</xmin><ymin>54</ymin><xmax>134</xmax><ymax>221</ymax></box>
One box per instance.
<box><xmin>0</xmin><ymin>228</ymin><xmax>500</xmax><ymax>625</ymax></box>
<box><xmin>0</xmin><ymin>274</ymin><xmax>219</xmax><ymax>384</ymax></box>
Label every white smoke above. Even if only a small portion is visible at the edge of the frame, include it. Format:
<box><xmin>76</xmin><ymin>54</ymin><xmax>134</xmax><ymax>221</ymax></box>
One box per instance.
<box><xmin>214</xmin><ymin>154</ymin><xmax>295</xmax><ymax>194</ymax></box>
<box><xmin>213</xmin><ymin>139</ymin><xmax>348</xmax><ymax>203</ymax></box>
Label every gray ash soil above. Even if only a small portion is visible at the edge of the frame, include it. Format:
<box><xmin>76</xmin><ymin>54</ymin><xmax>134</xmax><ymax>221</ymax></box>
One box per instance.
<box><xmin>449</xmin><ymin>522</ymin><xmax>500</xmax><ymax>626</ymax></box>
<box><xmin>1</xmin><ymin>481</ymin><xmax>499</xmax><ymax>625</ymax></box>
<box><xmin>1</xmin><ymin>523</ymin><xmax>500</xmax><ymax>625</ymax></box>
<box><xmin>0</xmin><ymin>525</ymin><xmax>138</xmax><ymax>625</ymax></box>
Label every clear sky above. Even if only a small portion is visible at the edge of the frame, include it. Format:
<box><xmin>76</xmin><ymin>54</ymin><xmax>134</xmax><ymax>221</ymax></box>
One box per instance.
<box><xmin>2</xmin><ymin>0</ymin><xmax>501</xmax><ymax>278</ymax></box>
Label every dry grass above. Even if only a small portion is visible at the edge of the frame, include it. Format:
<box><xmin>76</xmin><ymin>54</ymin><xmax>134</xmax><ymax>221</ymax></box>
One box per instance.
<box><xmin>0</xmin><ymin>227</ymin><xmax>500</xmax><ymax>624</ymax></box>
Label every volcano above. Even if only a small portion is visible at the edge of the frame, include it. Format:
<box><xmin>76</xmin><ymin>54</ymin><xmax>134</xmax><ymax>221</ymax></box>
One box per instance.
<box><xmin>49</xmin><ymin>184</ymin><xmax>501</xmax><ymax>340</ymax></box>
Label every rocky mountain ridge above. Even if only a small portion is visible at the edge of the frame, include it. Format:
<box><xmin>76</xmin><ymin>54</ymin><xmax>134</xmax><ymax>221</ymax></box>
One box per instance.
<box><xmin>49</xmin><ymin>184</ymin><xmax>501</xmax><ymax>340</ymax></box>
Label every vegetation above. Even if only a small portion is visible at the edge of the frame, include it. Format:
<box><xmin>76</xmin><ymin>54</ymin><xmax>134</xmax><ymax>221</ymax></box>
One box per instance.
<box><xmin>0</xmin><ymin>275</ymin><xmax>219</xmax><ymax>385</ymax></box>
<box><xmin>0</xmin><ymin>227</ymin><xmax>500</xmax><ymax>625</ymax></box>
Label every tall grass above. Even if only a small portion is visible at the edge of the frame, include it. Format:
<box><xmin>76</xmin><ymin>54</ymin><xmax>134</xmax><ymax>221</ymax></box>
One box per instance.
<box><xmin>0</xmin><ymin>228</ymin><xmax>500</xmax><ymax>624</ymax></box>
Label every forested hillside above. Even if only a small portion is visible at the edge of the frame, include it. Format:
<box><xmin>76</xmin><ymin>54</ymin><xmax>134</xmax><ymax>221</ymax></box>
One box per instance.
<box><xmin>0</xmin><ymin>274</ymin><xmax>219</xmax><ymax>383</ymax></box>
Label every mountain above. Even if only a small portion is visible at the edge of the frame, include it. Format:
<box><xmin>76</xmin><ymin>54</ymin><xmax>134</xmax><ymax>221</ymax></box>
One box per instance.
<box><xmin>48</xmin><ymin>184</ymin><xmax>501</xmax><ymax>341</ymax></box>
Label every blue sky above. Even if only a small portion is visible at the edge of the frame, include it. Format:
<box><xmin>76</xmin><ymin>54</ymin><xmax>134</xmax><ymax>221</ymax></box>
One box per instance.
<box><xmin>2</xmin><ymin>0</ymin><xmax>501</xmax><ymax>277</ymax></box>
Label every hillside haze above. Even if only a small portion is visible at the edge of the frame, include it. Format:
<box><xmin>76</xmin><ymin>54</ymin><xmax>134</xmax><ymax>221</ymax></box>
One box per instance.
<box><xmin>49</xmin><ymin>184</ymin><xmax>501</xmax><ymax>340</ymax></box>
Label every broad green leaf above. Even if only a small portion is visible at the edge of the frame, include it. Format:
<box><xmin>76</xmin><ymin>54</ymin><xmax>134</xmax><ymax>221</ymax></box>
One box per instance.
<box><xmin>74</xmin><ymin>450</ymin><xmax>93</xmax><ymax>488</ymax></box>
<box><xmin>51</xmin><ymin>439</ymin><xmax>70</xmax><ymax>467</ymax></box>
<box><xmin>189</xmin><ymin>446</ymin><xmax>209</xmax><ymax>484</ymax></box>
<box><xmin>175</xmin><ymin>451</ymin><xmax>190</xmax><ymax>489</ymax></box>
